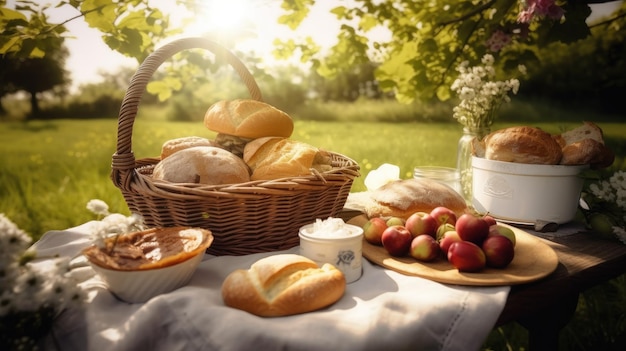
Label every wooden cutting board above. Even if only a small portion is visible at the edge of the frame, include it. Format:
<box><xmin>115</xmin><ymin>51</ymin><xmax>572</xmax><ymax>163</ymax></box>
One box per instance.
<box><xmin>348</xmin><ymin>215</ymin><xmax>559</xmax><ymax>286</ymax></box>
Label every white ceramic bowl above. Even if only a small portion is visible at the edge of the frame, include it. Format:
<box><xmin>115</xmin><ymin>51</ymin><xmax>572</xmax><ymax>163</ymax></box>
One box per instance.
<box><xmin>84</xmin><ymin>227</ymin><xmax>213</xmax><ymax>303</ymax></box>
<box><xmin>88</xmin><ymin>251</ymin><xmax>205</xmax><ymax>303</ymax></box>
<box><xmin>299</xmin><ymin>221</ymin><xmax>364</xmax><ymax>283</ymax></box>
<box><xmin>471</xmin><ymin>156</ymin><xmax>588</xmax><ymax>224</ymax></box>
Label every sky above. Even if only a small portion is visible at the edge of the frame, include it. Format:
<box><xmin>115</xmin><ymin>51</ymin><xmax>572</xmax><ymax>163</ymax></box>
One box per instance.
<box><xmin>44</xmin><ymin>0</ymin><xmax>362</xmax><ymax>91</ymax></box>
<box><xmin>19</xmin><ymin>0</ymin><xmax>624</xmax><ymax>91</ymax></box>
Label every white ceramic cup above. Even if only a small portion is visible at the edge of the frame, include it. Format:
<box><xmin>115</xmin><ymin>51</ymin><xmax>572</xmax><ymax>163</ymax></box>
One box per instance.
<box><xmin>298</xmin><ymin>223</ymin><xmax>364</xmax><ymax>284</ymax></box>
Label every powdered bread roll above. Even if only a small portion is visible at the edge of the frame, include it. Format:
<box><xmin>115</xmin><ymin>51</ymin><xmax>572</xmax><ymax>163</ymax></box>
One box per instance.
<box><xmin>160</xmin><ymin>136</ymin><xmax>217</xmax><ymax>159</ymax></box>
<box><xmin>344</xmin><ymin>178</ymin><xmax>468</xmax><ymax>219</ymax></box>
<box><xmin>153</xmin><ymin>146</ymin><xmax>250</xmax><ymax>185</ymax></box>
<box><xmin>221</xmin><ymin>254</ymin><xmax>346</xmax><ymax>317</ymax></box>
<box><xmin>481</xmin><ymin>126</ymin><xmax>562</xmax><ymax>164</ymax></box>
<box><xmin>204</xmin><ymin>99</ymin><xmax>294</xmax><ymax>157</ymax></box>
<box><xmin>243</xmin><ymin>137</ymin><xmax>332</xmax><ymax>180</ymax></box>
<box><xmin>83</xmin><ymin>227</ymin><xmax>213</xmax><ymax>271</ymax></box>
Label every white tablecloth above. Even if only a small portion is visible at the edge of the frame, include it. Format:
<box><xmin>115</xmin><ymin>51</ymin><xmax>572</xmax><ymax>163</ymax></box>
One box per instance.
<box><xmin>34</xmin><ymin>221</ymin><xmax>510</xmax><ymax>351</ymax></box>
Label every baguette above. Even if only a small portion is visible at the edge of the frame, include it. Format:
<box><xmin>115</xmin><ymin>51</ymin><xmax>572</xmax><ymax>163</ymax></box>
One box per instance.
<box><xmin>221</xmin><ymin>254</ymin><xmax>346</xmax><ymax>317</ymax></box>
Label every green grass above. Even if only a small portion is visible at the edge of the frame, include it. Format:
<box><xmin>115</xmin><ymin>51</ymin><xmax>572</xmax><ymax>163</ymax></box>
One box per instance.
<box><xmin>4</xmin><ymin>118</ymin><xmax>624</xmax><ymax>240</ymax></box>
<box><xmin>1</xmin><ymin>108</ymin><xmax>625</xmax><ymax>351</ymax></box>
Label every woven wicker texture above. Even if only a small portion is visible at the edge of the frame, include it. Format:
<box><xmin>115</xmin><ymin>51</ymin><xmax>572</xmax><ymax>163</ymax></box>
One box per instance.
<box><xmin>111</xmin><ymin>38</ymin><xmax>360</xmax><ymax>256</ymax></box>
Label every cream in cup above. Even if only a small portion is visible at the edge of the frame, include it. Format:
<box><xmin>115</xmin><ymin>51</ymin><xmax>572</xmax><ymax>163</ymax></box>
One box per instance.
<box><xmin>299</xmin><ymin>217</ymin><xmax>363</xmax><ymax>283</ymax></box>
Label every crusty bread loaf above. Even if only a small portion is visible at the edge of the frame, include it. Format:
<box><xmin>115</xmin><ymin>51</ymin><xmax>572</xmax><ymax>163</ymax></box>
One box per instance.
<box><xmin>153</xmin><ymin>146</ymin><xmax>250</xmax><ymax>185</ymax></box>
<box><xmin>344</xmin><ymin>178</ymin><xmax>468</xmax><ymax>219</ymax></box>
<box><xmin>243</xmin><ymin>137</ymin><xmax>333</xmax><ymax>180</ymax></box>
<box><xmin>554</xmin><ymin>121</ymin><xmax>604</xmax><ymax>148</ymax></box>
<box><xmin>160</xmin><ymin>136</ymin><xmax>217</xmax><ymax>159</ymax></box>
<box><xmin>221</xmin><ymin>254</ymin><xmax>346</xmax><ymax>317</ymax></box>
<box><xmin>83</xmin><ymin>227</ymin><xmax>213</xmax><ymax>271</ymax></box>
<box><xmin>481</xmin><ymin>126</ymin><xmax>563</xmax><ymax>164</ymax></box>
<box><xmin>556</xmin><ymin>121</ymin><xmax>614</xmax><ymax>168</ymax></box>
<box><xmin>204</xmin><ymin>99</ymin><xmax>294</xmax><ymax>139</ymax></box>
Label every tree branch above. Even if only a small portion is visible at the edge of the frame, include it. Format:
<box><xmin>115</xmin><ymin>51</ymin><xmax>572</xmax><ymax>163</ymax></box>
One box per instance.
<box><xmin>438</xmin><ymin>0</ymin><xmax>498</xmax><ymax>26</ymax></box>
<box><xmin>43</xmin><ymin>5</ymin><xmax>109</xmax><ymax>35</ymax></box>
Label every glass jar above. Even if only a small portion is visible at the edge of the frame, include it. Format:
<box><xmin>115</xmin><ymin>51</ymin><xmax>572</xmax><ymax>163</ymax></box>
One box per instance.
<box><xmin>456</xmin><ymin>126</ymin><xmax>491</xmax><ymax>204</ymax></box>
<box><xmin>413</xmin><ymin>166</ymin><xmax>462</xmax><ymax>195</ymax></box>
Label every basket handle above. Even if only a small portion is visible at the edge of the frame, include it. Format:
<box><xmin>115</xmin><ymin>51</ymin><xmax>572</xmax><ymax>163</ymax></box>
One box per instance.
<box><xmin>111</xmin><ymin>38</ymin><xmax>262</xmax><ymax>188</ymax></box>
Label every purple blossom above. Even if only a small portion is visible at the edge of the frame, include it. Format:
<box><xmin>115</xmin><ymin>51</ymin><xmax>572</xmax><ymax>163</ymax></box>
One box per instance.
<box><xmin>517</xmin><ymin>0</ymin><xmax>564</xmax><ymax>23</ymax></box>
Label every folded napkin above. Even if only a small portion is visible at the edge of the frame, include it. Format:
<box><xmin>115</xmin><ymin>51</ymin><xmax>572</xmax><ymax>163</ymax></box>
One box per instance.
<box><xmin>34</xmin><ymin>223</ymin><xmax>509</xmax><ymax>351</ymax></box>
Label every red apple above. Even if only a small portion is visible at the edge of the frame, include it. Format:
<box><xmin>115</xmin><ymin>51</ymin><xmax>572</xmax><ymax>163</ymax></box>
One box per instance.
<box><xmin>409</xmin><ymin>234</ymin><xmax>441</xmax><ymax>262</ymax></box>
<box><xmin>487</xmin><ymin>224</ymin><xmax>517</xmax><ymax>247</ymax></box>
<box><xmin>439</xmin><ymin>230</ymin><xmax>462</xmax><ymax>255</ymax></box>
<box><xmin>455</xmin><ymin>213</ymin><xmax>489</xmax><ymax>245</ymax></box>
<box><xmin>482</xmin><ymin>235</ymin><xmax>515</xmax><ymax>268</ymax></box>
<box><xmin>436</xmin><ymin>223</ymin><xmax>456</xmax><ymax>241</ymax></box>
<box><xmin>405</xmin><ymin>212</ymin><xmax>438</xmax><ymax>238</ymax></box>
<box><xmin>447</xmin><ymin>241</ymin><xmax>486</xmax><ymax>272</ymax></box>
<box><xmin>362</xmin><ymin>217</ymin><xmax>388</xmax><ymax>245</ymax></box>
<box><xmin>483</xmin><ymin>214</ymin><xmax>497</xmax><ymax>227</ymax></box>
<box><xmin>381</xmin><ymin>225</ymin><xmax>412</xmax><ymax>257</ymax></box>
<box><xmin>430</xmin><ymin>206</ymin><xmax>457</xmax><ymax>226</ymax></box>
<box><xmin>386</xmin><ymin>216</ymin><xmax>405</xmax><ymax>227</ymax></box>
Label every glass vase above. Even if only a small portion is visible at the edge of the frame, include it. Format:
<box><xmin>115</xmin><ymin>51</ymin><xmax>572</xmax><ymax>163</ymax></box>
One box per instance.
<box><xmin>456</xmin><ymin>126</ymin><xmax>491</xmax><ymax>205</ymax></box>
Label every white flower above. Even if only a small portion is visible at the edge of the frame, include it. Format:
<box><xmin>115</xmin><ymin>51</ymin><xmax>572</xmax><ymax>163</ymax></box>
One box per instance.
<box><xmin>86</xmin><ymin>199</ymin><xmax>110</xmax><ymax>217</ymax></box>
<box><xmin>481</xmin><ymin>54</ymin><xmax>495</xmax><ymax>65</ymax></box>
<box><xmin>613</xmin><ymin>227</ymin><xmax>626</xmax><ymax>245</ymax></box>
<box><xmin>86</xmin><ymin>200</ymin><xmax>146</xmax><ymax>249</ymax></box>
<box><xmin>452</xmin><ymin>54</ymin><xmax>522</xmax><ymax>128</ymax></box>
<box><xmin>582</xmin><ymin>171</ymin><xmax>626</xmax><ymax>244</ymax></box>
<box><xmin>0</xmin><ymin>212</ymin><xmax>86</xmax><ymax>347</ymax></box>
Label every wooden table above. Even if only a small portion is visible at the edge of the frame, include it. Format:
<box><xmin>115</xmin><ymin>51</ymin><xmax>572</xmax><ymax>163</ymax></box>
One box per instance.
<box><xmin>496</xmin><ymin>229</ymin><xmax>626</xmax><ymax>351</ymax></box>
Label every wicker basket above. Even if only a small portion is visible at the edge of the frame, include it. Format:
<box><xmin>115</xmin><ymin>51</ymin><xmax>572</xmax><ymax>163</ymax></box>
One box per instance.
<box><xmin>111</xmin><ymin>38</ymin><xmax>360</xmax><ymax>256</ymax></box>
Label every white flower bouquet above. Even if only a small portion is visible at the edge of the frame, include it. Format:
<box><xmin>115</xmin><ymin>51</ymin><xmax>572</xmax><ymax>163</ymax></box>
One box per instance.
<box><xmin>451</xmin><ymin>54</ymin><xmax>524</xmax><ymax>129</ymax></box>
<box><xmin>0</xmin><ymin>215</ymin><xmax>85</xmax><ymax>350</ymax></box>
<box><xmin>85</xmin><ymin>199</ymin><xmax>146</xmax><ymax>251</ymax></box>
<box><xmin>579</xmin><ymin>170</ymin><xmax>626</xmax><ymax>244</ymax></box>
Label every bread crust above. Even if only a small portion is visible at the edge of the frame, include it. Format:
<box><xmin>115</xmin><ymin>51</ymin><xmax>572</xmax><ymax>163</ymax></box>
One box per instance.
<box><xmin>557</xmin><ymin>121</ymin><xmax>614</xmax><ymax>168</ymax></box>
<box><xmin>204</xmin><ymin>99</ymin><xmax>294</xmax><ymax>139</ymax></box>
<box><xmin>483</xmin><ymin>126</ymin><xmax>562</xmax><ymax>164</ymax></box>
<box><xmin>243</xmin><ymin>137</ymin><xmax>332</xmax><ymax>180</ymax></box>
<box><xmin>153</xmin><ymin>146</ymin><xmax>251</xmax><ymax>185</ymax></box>
<box><xmin>160</xmin><ymin>136</ymin><xmax>217</xmax><ymax>159</ymax></box>
<box><xmin>221</xmin><ymin>254</ymin><xmax>346</xmax><ymax>317</ymax></box>
<box><xmin>344</xmin><ymin>178</ymin><xmax>468</xmax><ymax>219</ymax></box>
<box><xmin>473</xmin><ymin>122</ymin><xmax>614</xmax><ymax>169</ymax></box>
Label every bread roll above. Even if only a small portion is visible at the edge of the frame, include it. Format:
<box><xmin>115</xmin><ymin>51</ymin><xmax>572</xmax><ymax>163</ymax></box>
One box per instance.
<box><xmin>204</xmin><ymin>99</ymin><xmax>294</xmax><ymax>156</ymax></box>
<box><xmin>243</xmin><ymin>137</ymin><xmax>333</xmax><ymax>180</ymax></box>
<box><xmin>556</xmin><ymin>121</ymin><xmax>614</xmax><ymax>168</ymax></box>
<box><xmin>160</xmin><ymin>136</ymin><xmax>217</xmax><ymax>159</ymax></box>
<box><xmin>481</xmin><ymin>126</ymin><xmax>562</xmax><ymax>164</ymax></box>
<box><xmin>83</xmin><ymin>227</ymin><xmax>213</xmax><ymax>271</ymax></box>
<box><xmin>153</xmin><ymin>146</ymin><xmax>250</xmax><ymax>185</ymax></box>
<box><xmin>344</xmin><ymin>178</ymin><xmax>468</xmax><ymax>219</ymax></box>
<box><xmin>221</xmin><ymin>254</ymin><xmax>346</xmax><ymax>317</ymax></box>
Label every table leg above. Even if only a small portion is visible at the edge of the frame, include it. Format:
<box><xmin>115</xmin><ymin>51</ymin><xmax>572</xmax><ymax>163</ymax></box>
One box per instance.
<box><xmin>518</xmin><ymin>292</ymin><xmax>579</xmax><ymax>351</ymax></box>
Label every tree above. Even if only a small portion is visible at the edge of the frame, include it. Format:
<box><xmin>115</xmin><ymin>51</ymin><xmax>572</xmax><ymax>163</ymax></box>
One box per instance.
<box><xmin>3</xmin><ymin>39</ymin><xmax>70</xmax><ymax>118</ymax></box>
<box><xmin>274</xmin><ymin>0</ymin><xmax>626</xmax><ymax>103</ymax></box>
<box><xmin>0</xmin><ymin>0</ymin><xmax>172</xmax><ymax>61</ymax></box>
